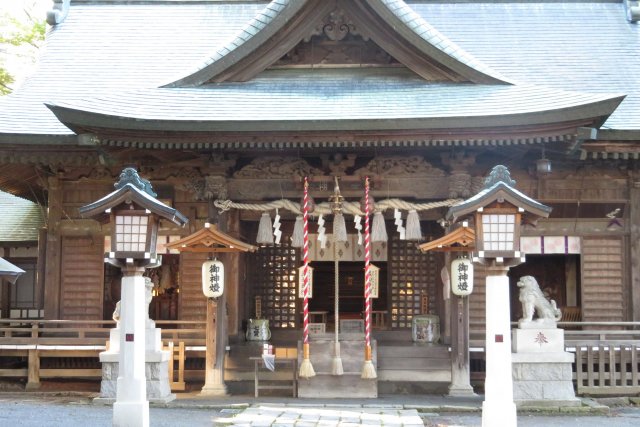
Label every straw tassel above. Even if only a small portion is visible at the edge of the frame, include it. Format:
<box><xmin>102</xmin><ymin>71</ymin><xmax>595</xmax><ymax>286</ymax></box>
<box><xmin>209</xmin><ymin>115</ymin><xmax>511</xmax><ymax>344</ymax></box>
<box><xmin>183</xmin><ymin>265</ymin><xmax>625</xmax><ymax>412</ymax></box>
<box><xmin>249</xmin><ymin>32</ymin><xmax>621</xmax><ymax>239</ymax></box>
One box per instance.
<box><xmin>299</xmin><ymin>342</ymin><xmax>316</xmax><ymax>378</ymax></box>
<box><xmin>291</xmin><ymin>215</ymin><xmax>303</xmax><ymax>248</ymax></box>
<box><xmin>405</xmin><ymin>209</ymin><xmax>422</xmax><ymax>241</ymax></box>
<box><xmin>361</xmin><ymin>345</ymin><xmax>377</xmax><ymax>379</ymax></box>
<box><xmin>333</xmin><ymin>212</ymin><xmax>347</xmax><ymax>243</ymax></box>
<box><xmin>371</xmin><ymin>211</ymin><xmax>387</xmax><ymax>242</ymax></box>
<box><xmin>256</xmin><ymin>212</ymin><xmax>274</xmax><ymax>245</ymax></box>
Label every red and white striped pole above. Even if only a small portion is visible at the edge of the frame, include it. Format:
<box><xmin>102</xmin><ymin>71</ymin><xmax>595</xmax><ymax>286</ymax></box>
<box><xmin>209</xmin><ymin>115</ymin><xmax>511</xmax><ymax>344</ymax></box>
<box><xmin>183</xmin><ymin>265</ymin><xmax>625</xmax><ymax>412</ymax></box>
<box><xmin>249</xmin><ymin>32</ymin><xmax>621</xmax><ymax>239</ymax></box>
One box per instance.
<box><xmin>299</xmin><ymin>177</ymin><xmax>315</xmax><ymax>378</ymax></box>
<box><xmin>361</xmin><ymin>176</ymin><xmax>377</xmax><ymax>378</ymax></box>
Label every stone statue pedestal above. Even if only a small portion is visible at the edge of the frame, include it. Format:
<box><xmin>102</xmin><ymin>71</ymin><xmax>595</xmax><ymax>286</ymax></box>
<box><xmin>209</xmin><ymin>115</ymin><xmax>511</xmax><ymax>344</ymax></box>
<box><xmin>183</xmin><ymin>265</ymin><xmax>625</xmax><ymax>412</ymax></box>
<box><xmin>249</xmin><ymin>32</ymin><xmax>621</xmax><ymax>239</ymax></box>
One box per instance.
<box><xmin>94</xmin><ymin>325</ymin><xmax>175</xmax><ymax>404</ymax></box>
<box><xmin>511</xmin><ymin>325</ymin><xmax>580</xmax><ymax>407</ymax></box>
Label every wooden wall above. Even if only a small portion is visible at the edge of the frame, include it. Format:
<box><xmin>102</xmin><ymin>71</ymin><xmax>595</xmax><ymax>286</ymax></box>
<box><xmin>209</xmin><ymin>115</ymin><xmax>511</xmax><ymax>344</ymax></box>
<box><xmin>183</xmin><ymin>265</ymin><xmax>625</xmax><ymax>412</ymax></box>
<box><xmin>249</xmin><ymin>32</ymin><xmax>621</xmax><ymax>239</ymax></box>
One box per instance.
<box><xmin>59</xmin><ymin>236</ymin><xmax>104</xmax><ymax>320</ymax></box>
<box><xmin>178</xmin><ymin>252</ymin><xmax>208</xmax><ymax>321</ymax></box>
<box><xmin>581</xmin><ymin>236</ymin><xmax>625</xmax><ymax>322</ymax></box>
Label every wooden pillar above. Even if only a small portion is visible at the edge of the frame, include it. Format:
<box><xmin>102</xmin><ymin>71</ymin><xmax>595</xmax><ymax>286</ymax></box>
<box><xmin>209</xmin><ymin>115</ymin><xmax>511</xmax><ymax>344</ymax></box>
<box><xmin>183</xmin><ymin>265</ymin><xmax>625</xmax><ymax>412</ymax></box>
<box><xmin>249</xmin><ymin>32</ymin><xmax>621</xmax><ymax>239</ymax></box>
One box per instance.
<box><xmin>26</xmin><ymin>349</ymin><xmax>40</xmax><ymax>390</ymax></box>
<box><xmin>629</xmin><ymin>178</ymin><xmax>640</xmax><ymax>321</ymax></box>
<box><xmin>0</xmin><ymin>277</ymin><xmax>9</xmax><ymax>319</ymax></box>
<box><xmin>43</xmin><ymin>177</ymin><xmax>62</xmax><ymax>320</ymax></box>
<box><xmin>448</xmin><ymin>294</ymin><xmax>475</xmax><ymax>396</ymax></box>
<box><xmin>37</xmin><ymin>228</ymin><xmax>47</xmax><ymax>315</ymax></box>
<box><xmin>200</xmin><ymin>200</ymin><xmax>228</xmax><ymax>396</ymax></box>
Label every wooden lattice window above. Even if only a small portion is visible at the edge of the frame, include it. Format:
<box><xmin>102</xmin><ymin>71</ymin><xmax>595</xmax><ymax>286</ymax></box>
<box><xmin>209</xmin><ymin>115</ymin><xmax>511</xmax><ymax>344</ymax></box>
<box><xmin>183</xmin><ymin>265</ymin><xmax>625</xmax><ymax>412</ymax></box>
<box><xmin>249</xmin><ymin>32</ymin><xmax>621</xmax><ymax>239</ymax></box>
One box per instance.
<box><xmin>248</xmin><ymin>242</ymin><xmax>299</xmax><ymax>329</ymax></box>
<box><xmin>389</xmin><ymin>233</ymin><xmax>442</xmax><ymax>329</ymax></box>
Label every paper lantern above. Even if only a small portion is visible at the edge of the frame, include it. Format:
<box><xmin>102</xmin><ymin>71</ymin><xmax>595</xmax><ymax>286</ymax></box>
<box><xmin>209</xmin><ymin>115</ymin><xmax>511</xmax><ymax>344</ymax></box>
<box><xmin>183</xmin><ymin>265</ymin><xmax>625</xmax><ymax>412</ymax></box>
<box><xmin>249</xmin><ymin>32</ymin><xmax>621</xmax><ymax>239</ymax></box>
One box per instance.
<box><xmin>202</xmin><ymin>259</ymin><xmax>225</xmax><ymax>298</ymax></box>
<box><xmin>451</xmin><ymin>258</ymin><xmax>473</xmax><ymax>296</ymax></box>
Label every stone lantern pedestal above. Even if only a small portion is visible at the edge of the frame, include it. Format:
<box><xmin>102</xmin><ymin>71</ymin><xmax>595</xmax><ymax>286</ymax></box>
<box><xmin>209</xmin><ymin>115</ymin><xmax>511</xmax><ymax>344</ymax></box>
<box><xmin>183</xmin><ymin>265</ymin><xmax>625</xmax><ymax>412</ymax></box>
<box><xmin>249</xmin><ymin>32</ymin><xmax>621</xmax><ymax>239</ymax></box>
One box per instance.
<box><xmin>512</xmin><ymin>321</ymin><xmax>580</xmax><ymax>407</ymax></box>
<box><xmin>95</xmin><ymin>278</ymin><xmax>175</xmax><ymax>404</ymax></box>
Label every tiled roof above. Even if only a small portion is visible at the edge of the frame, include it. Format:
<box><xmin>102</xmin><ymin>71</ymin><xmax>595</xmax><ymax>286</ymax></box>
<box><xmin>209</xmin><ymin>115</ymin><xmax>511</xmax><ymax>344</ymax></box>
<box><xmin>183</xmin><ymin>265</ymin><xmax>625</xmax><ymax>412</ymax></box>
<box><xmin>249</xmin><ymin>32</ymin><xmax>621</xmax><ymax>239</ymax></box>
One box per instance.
<box><xmin>410</xmin><ymin>1</ymin><xmax>640</xmax><ymax>130</ymax></box>
<box><xmin>0</xmin><ymin>1</ymin><xmax>638</xmax><ymax>137</ymax></box>
<box><xmin>46</xmin><ymin>68</ymin><xmax>623</xmax><ymax>132</ymax></box>
<box><xmin>0</xmin><ymin>191</ymin><xmax>45</xmax><ymax>242</ymax></box>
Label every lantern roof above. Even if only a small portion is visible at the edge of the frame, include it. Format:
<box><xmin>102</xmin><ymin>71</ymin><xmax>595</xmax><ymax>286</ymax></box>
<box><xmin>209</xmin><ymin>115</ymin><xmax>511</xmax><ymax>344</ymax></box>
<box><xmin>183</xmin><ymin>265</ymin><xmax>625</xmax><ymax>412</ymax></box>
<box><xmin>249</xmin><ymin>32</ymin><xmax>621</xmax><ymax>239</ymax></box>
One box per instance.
<box><xmin>166</xmin><ymin>223</ymin><xmax>257</xmax><ymax>253</ymax></box>
<box><xmin>446</xmin><ymin>165</ymin><xmax>552</xmax><ymax>224</ymax></box>
<box><xmin>418</xmin><ymin>225</ymin><xmax>475</xmax><ymax>253</ymax></box>
<box><xmin>78</xmin><ymin>167</ymin><xmax>188</xmax><ymax>227</ymax></box>
<box><xmin>0</xmin><ymin>256</ymin><xmax>26</xmax><ymax>285</ymax></box>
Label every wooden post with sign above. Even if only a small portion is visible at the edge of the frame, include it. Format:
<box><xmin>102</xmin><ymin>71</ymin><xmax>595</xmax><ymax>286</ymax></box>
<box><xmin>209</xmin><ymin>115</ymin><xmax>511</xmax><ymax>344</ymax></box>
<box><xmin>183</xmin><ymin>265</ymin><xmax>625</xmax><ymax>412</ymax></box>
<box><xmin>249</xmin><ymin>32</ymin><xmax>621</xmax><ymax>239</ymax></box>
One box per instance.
<box><xmin>166</xmin><ymin>223</ymin><xmax>256</xmax><ymax>396</ymax></box>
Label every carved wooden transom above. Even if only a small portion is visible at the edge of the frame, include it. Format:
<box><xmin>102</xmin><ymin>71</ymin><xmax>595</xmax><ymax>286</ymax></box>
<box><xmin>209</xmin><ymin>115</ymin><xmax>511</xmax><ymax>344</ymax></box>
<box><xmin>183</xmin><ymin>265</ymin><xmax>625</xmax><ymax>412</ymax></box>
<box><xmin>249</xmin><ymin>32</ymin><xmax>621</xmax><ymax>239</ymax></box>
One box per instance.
<box><xmin>272</xmin><ymin>5</ymin><xmax>399</xmax><ymax>68</ymax></box>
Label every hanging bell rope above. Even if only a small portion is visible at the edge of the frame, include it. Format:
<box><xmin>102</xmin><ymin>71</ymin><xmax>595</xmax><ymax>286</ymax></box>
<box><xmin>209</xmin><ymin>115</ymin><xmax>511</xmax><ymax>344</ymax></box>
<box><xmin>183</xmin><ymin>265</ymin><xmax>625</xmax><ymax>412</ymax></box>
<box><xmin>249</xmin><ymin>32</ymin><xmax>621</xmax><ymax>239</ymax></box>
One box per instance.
<box><xmin>361</xmin><ymin>176</ymin><xmax>377</xmax><ymax>379</ymax></box>
<box><xmin>298</xmin><ymin>177</ymin><xmax>316</xmax><ymax>379</ymax></box>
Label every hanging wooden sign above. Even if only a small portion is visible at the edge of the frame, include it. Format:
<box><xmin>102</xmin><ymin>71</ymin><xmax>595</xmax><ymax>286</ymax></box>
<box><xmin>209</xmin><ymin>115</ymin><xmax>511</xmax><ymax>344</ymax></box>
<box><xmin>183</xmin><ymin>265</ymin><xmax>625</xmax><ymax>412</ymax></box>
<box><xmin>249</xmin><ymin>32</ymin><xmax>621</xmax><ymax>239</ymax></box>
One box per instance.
<box><xmin>369</xmin><ymin>263</ymin><xmax>379</xmax><ymax>298</ymax></box>
<box><xmin>298</xmin><ymin>265</ymin><xmax>313</xmax><ymax>298</ymax></box>
<box><xmin>202</xmin><ymin>259</ymin><xmax>224</xmax><ymax>298</ymax></box>
<box><xmin>451</xmin><ymin>258</ymin><xmax>473</xmax><ymax>296</ymax></box>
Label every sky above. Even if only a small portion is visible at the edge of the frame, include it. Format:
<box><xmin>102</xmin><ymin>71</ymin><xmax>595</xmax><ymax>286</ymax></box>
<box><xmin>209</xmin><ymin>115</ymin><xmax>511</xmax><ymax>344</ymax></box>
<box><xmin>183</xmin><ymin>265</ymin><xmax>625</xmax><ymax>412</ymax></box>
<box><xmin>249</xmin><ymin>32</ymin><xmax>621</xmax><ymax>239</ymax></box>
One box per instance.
<box><xmin>0</xmin><ymin>0</ymin><xmax>51</xmax><ymax>91</ymax></box>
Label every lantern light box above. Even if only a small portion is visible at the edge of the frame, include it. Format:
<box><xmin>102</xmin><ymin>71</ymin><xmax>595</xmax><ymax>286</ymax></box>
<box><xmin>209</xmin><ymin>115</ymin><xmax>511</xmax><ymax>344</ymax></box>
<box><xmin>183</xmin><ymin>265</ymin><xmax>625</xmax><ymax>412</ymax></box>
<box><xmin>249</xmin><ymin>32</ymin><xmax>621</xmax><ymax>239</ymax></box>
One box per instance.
<box><xmin>202</xmin><ymin>259</ymin><xmax>224</xmax><ymax>298</ymax></box>
<box><xmin>451</xmin><ymin>257</ymin><xmax>474</xmax><ymax>296</ymax></box>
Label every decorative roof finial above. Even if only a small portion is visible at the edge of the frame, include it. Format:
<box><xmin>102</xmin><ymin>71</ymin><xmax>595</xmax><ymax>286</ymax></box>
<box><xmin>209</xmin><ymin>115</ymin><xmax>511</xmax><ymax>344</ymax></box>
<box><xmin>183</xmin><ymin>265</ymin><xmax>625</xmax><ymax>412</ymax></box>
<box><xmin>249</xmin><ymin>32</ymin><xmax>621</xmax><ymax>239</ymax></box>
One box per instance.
<box><xmin>483</xmin><ymin>165</ymin><xmax>516</xmax><ymax>189</ymax></box>
<box><xmin>47</xmin><ymin>0</ymin><xmax>71</xmax><ymax>26</ymax></box>
<box><xmin>114</xmin><ymin>167</ymin><xmax>157</xmax><ymax>197</ymax></box>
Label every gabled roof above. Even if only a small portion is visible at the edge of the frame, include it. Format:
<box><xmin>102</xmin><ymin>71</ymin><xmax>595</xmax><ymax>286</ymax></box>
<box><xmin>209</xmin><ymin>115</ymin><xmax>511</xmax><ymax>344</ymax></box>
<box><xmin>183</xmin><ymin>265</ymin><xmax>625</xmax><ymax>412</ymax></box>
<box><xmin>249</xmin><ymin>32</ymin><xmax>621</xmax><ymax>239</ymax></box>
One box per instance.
<box><xmin>0</xmin><ymin>191</ymin><xmax>45</xmax><ymax>242</ymax></box>
<box><xmin>164</xmin><ymin>0</ymin><xmax>510</xmax><ymax>86</ymax></box>
<box><xmin>418</xmin><ymin>225</ymin><xmax>475</xmax><ymax>253</ymax></box>
<box><xmin>166</xmin><ymin>224</ymin><xmax>257</xmax><ymax>253</ymax></box>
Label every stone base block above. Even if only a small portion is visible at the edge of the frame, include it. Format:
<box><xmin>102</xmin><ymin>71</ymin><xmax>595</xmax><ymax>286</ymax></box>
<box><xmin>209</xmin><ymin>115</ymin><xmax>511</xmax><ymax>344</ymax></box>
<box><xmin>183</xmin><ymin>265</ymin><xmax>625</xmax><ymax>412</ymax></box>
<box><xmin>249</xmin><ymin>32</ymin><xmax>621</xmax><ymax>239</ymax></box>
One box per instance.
<box><xmin>297</xmin><ymin>339</ymin><xmax>377</xmax><ymax>398</ymax></box>
<box><xmin>512</xmin><ymin>327</ymin><xmax>564</xmax><ymax>353</ymax></box>
<box><xmin>99</xmin><ymin>351</ymin><xmax>174</xmax><ymax>402</ymax></box>
<box><xmin>512</xmin><ymin>351</ymin><xmax>580</xmax><ymax>406</ymax></box>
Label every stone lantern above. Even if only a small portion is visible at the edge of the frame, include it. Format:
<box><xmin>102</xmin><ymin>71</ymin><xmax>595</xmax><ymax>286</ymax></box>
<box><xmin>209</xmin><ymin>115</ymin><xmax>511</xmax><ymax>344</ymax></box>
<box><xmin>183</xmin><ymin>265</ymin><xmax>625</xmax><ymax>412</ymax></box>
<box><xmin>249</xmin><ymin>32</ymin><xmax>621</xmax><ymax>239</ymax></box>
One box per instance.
<box><xmin>446</xmin><ymin>165</ymin><xmax>551</xmax><ymax>427</ymax></box>
<box><xmin>80</xmin><ymin>167</ymin><xmax>187</xmax><ymax>427</ymax></box>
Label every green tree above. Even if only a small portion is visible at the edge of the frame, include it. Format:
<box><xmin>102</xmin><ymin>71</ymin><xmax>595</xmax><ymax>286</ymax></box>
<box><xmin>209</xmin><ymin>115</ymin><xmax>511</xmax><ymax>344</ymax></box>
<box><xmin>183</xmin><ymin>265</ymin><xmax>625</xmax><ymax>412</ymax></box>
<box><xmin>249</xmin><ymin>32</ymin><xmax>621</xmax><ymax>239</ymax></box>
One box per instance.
<box><xmin>0</xmin><ymin>2</ymin><xmax>46</xmax><ymax>95</ymax></box>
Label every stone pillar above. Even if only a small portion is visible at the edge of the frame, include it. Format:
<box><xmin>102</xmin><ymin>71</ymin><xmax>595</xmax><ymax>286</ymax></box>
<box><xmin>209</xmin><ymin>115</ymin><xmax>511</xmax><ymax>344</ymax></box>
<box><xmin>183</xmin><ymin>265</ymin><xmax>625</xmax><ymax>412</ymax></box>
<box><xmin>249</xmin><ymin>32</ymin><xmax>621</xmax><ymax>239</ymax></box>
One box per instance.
<box><xmin>112</xmin><ymin>266</ymin><xmax>149</xmax><ymax>427</ymax></box>
<box><xmin>481</xmin><ymin>268</ymin><xmax>517</xmax><ymax>427</ymax></box>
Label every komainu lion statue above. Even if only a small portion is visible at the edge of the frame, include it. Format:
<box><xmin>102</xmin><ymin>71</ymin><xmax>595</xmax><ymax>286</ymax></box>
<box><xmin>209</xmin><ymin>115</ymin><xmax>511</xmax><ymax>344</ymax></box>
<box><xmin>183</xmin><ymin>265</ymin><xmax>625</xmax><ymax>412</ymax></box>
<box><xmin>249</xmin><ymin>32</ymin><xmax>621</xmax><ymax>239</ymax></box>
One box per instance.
<box><xmin>517</xmin><ymin>275</ymin><xmax>562</xmax><ymax>324</ymax></box>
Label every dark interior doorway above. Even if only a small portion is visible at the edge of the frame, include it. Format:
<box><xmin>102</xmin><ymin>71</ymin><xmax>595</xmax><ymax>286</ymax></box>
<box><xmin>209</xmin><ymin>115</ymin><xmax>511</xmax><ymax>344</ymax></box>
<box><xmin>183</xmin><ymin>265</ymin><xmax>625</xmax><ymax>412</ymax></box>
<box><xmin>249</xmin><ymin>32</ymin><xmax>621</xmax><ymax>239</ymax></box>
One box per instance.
<box><xmin>508</xmin><ymin>254</ymin><xmax>581</xmax><ymax>322</ymax></box>
<box><xmin>310</xmin><ymin>261</ymin><xmax>388</xmax><ymax>318</ymax></box>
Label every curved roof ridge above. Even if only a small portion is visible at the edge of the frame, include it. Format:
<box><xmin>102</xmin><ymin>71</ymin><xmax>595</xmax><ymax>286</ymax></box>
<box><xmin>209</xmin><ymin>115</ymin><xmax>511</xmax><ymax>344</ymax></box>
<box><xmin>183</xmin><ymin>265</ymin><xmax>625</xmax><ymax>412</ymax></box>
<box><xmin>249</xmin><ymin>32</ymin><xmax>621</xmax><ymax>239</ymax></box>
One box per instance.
<box><xmin>162</xmin><ymin>0</ymin><xmax>301</xmax><ymax>87</ymax></box>
<box><xmin>369</xmin><ymin>0</ymin><xmax>512</xmax><ymax>84</ymax></box>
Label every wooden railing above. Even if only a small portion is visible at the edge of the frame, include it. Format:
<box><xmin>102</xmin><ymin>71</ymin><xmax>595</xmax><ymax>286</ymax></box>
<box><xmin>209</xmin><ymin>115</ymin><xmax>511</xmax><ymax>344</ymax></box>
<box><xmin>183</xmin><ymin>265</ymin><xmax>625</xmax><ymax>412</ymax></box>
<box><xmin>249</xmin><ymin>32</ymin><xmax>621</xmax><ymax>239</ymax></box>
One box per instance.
<box><xmin>470</xmin><ymin>321</ymin><xmax>640</xmax><ymax>396</ymax></box>
<box><xmin>0</xmin><ymin>319</ymin><xmax>205</xmax><ymax>388</ymax></box>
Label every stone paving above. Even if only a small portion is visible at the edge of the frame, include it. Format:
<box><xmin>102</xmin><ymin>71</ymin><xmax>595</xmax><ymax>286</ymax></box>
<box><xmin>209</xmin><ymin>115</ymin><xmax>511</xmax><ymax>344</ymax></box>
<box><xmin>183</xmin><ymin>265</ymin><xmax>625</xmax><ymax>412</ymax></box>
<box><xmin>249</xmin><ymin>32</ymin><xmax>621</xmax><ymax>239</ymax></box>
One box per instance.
<box><xmin>213</xmin><ymin>404</ymin><xmax>425</xmax><ymax>426</ymax></box>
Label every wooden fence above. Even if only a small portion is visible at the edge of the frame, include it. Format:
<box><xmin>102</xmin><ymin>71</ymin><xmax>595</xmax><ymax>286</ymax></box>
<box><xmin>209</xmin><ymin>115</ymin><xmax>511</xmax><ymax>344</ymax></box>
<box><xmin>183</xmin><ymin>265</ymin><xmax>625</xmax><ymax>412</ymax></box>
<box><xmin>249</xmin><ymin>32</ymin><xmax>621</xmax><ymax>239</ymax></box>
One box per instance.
<box><xmin>470</xmin><ymin>321</ymin><xmax>640</xmax><ymax>396</ymax></box>
<box><xmin>0</xmin><ymin>319</ymin><xmax>205</xmax><ymax>389</ymax></box>
<box><xmin>3</xmin><ymin>319</ymin><xmax>640</xmax><ymax>396</ymax></box>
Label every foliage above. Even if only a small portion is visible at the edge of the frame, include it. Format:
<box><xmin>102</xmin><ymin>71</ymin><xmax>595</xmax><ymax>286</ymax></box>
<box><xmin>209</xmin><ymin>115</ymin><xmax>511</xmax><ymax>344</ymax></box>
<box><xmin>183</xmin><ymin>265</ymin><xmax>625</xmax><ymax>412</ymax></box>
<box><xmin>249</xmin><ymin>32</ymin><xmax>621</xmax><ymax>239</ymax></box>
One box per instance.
<box><xmin>0</xmin><ymin>2</ymin><xmax>46</xmax><ymax>95</ymax></box>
